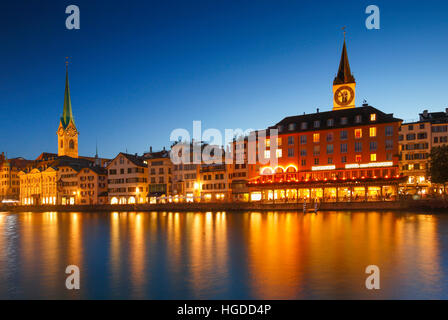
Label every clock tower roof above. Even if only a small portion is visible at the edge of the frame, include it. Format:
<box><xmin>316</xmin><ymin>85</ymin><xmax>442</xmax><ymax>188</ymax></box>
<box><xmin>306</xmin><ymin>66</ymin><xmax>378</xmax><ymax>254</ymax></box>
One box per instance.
<box><xmin>333</xmin><ymin>39</ymin><xmax>355</xmax><ymax>85</ymax></box>
<box><xmin>60</xmin><ymin>67</ymin><xmax>75</xmax><ymax>129</ymax></box>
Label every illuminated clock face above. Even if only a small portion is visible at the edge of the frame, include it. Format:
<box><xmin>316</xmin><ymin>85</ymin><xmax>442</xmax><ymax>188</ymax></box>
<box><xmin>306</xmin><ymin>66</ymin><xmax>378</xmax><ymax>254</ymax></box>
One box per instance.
<box><xmin>334</xmin><ymin>86</ymin><xmax>354</xmax><ymax>107</ymax></box>
<box><xmin>67</xmin><ymin>127</ymin><xmax>76</xmax><ymax>137</ymax></box>
<box><xmin>58</xmin><ymin>127</ymin><xmax>64</xmax><ymax>136</ymax></box>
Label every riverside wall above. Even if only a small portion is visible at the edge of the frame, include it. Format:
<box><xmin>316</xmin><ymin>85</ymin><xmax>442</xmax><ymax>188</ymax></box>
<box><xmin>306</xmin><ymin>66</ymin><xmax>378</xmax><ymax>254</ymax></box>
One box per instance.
<box><xmin>3</xmin><ymin>200</ymin><xmax>448</xmax><ymax>213</ymax></box>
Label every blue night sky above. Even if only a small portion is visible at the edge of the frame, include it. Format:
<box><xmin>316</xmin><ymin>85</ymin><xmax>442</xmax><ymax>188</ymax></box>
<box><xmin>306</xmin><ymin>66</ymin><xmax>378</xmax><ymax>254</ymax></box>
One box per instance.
<box><xmin>1</xmin><ymin>0</ymin><xmax>448</xmax><ymax>159</ymax></box>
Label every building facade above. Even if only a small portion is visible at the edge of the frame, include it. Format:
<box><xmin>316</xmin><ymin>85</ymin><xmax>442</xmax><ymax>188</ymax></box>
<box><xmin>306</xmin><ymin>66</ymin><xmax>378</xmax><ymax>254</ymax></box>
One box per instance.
<box><xmin>107</xmin><ymin>152</ymin><xmax>148</xmax><ymax>204</ymax></box>
<box><xmin>247</xmin><ymin>38</ymin><xmax>403</xmax><ymax>203</ymax></box>
<box><xmin>144</xmin><ymin>148</ymin><xmax>173</xmax><ymax>203</ymax></box>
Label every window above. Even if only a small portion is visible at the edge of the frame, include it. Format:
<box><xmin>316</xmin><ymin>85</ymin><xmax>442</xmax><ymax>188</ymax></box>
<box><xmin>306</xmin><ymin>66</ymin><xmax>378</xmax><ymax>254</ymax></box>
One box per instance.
<box><xmin>408</xmin><ymin>125</ymin><xmax>414</xmax><ymax>131</ymax></box>
<box><xmin>313</xmin><ymin>145</ymin><xmax>320</xmax><ymax>155</ymax></box>
<box><xmin>417</xmin><ymin>133</ymin><xmax>427</xmax><ymax>139</ymax></box>
<box><xmin>301</xmin><ymin>159</ymin><xmax>306</xmax><ymax>166</ymax></box>
<box><xmin>288</xmin><ymin>136</ymin><xmax>294</xmax><ymax>145</ymax></box>
<box><xmin>386</xmin><ymin>153</ymin><xmax>392</xmax><ymax>160</ymax></box>
<box><xmin>314</xmin><ymin>158</ymin><xmax>319</xmax><ymax>165</ymax></box>
<box><xmin>355</xmin><ymin>129</ymin><xmax>362</xmax><ymax>139</ymax></box>
<box><xmin>341</xmin><ymin>117</ymin><xmax>348</xmax><ymax>125</ymax></box>
<box><xmin>277</xmin><ymin>125</ymin><xmax>283</xmax><ymax>133</ymax></box>
<box><xmin>355</xmin><ymin>142</ymin><xmax>362</xmax><ymax>152</ymax></box>
<box><xmin>300</xmin><ymin>149</ymin><xmax>307</xmax><ymax>156</ymax></box>
<box><xmin>328</xmin><ymin>158</ymin><xmax>333</xmax><ymax>164</ymax></box>
<box><xmin>60</xmin><ymin>140</ymin><xmax>63</xmax><ymax>148</ymax></box>
<box><xmin>420</xmin><ymin>123</ymin><xmax>425</xmax><ymax>129</ymax></box>
<box><xmin>340</xmin><ymin>130</ymin><xmax>348</xmax><ymax>140</ymax></box>
<box><xmin>434</xmin><ymin>137</ymin><xmax>439</xmax><ymax>143</ymax></box>
<box><xmin>288</xmin><ymin>123</ymin><xmax>296</xmax><ymax>131</ymax></box>
<box><xmin>340</xmin><ymin>143</ymin><xmax>347</xmax><ymax>153</ymax></box>
<box><xmin>301</xmin><ymin>122</ymin><xmax>308</xmax><ymax>130</ymax></box>
<box><xmin>277</xmin><ymin>138</ymin><xmax>282</xmax><ymax>146</ymax></box>
<box><xmin>386</xmin><ymin>126</ymin><xmax>393</xmax><ymax>136</ymax></box>
<box><xmin>288</xmin><ymin>148</ymin><xmax>294</xmax><ymax>157</ymax></box>
<box><xmin>341</xmin><ymin>156</ymin><xmax>347</xmax><ymax>163</ymax></box>
<box><xmin>370</xmin><ymin>154</ymin><xmax>377</xmax><ymax>161</ymax></box>
<box><xmin>407</xmin><ymin>133</ymin><xmax>416</xmax><ymax>140</ymax></box>
<box><xmin>266</xmin><ymin>139</ymin><xmax>270</xmax><ymax>148</ymax></box>
<box><xmin>314</xmin><ymin>120</ymin><xmax>320</xmax><ymax>128</ymax></box>
<box><xmin>370</xmin><ymin>113</ymin><xmax>376</xmax><ymax>121</ymax></box>
<box><xmin>399</xmin><ymin>135</ymin><xmax>403</xmax><ymax>141</ymax></box>
<box><xmin>264</xmin><ymin>150</ymin><xmax>270</xmax><ymax>158</ymax></box>
<box><xmin>386</xmin><ymin>140</ymin><xmax>393</xmax><ymax>150</ymax></box>
<box><xmin>356</xmin><ymin>155</ymin><xmax>362</xmax><ymax>162</ymax></box>
<box><xmin>300</xmin><ymin>135</ymin><xmax>307</xmax><ymax>144</ymax></box>
<box><xmin>326</xmin><ymin>144</ymin><xmax>334</xmax><ymax>154</ymax></box>
<box><xmin>327</xmin><ymin>118</ymin><xmax>334</xmax><ymax>127</ymax></box>
<box><xmin>369</xmin><ymin>127</ymin><xmax>377</xmax><ymax>137</ymax></box>
<box><xmin>276</xmin><ymin>149</ymin><xmax>282</xmax><ymax>158</ymax></box>
<box><xmin>370</xmin><ymin>141</ymin><xmax>377</xmax><ymax>151</ymax></box>
<box><xmin>326</xmin><ymin>133</ymin><xmax>334</xmax><ymax>142</ymax></box>
<box><xmin>313</xmin><ymin>133</ymin><xmax>320</xmax><ymax>143</ymax></box>
<box><xmin>69</xmin><ymin>139</ymin><xmax>75</xmax><ymax>149</ymax></box>
<box><xmin>355</xmin><ymin>115</ymin><xmax>362</xmax><ymax>123</ymax></box>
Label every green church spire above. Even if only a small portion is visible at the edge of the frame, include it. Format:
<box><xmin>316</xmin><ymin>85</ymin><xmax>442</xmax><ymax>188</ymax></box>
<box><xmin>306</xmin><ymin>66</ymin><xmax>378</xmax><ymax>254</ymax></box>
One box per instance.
<box><xmin>61</xmin><ymin>63</ymin><xmax>75</xmax><ymax>129</ymax></box>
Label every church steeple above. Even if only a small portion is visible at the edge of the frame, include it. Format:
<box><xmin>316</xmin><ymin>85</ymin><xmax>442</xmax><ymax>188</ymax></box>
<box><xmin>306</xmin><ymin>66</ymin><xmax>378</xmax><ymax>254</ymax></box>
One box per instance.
<box><xmin>61</xmin><ymin>65</ymin><xmax>75</xmax><ymax>129</ymax></box>
<box><xmin>333</xmin><ymin>39</ymin><xmax>355</xmax><ymax>85</ymax></box>
<box><xmin>57</xmin><ymin>59</ymin><xmax>79</xmax><ymax>158</ymax></box>
<box><xmin>332</xmin><ymin>33</ymin><xmax>356</xmax><ymax>110</ymax></box>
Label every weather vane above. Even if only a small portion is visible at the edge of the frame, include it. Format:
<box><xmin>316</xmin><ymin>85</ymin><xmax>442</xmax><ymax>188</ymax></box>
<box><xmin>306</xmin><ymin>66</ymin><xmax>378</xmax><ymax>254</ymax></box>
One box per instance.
<box><xmin>342</xmin><ymin>26</ymin><xmax>347</xmax><ymax>39</ymax></box>
<box><xmin>65</xmin><ymin>56</ymin><xmax>70</xmax><ymax>69</ymax></box>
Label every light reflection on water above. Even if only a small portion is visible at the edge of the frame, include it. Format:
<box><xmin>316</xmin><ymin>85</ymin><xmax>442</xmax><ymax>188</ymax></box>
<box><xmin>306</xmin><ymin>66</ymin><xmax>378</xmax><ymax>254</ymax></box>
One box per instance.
<box><xmin>0</xmin><ymin>211</ymin><xmax>447</xmax><ymax>299</ymax></box>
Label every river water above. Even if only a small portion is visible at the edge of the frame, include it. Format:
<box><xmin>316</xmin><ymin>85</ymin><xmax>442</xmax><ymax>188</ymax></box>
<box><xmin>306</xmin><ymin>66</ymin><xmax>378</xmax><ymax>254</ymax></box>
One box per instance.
<box><xmin>0</xmin><ymin>210</ymin><xmax>447</xmax><ymax>299</ymax></box>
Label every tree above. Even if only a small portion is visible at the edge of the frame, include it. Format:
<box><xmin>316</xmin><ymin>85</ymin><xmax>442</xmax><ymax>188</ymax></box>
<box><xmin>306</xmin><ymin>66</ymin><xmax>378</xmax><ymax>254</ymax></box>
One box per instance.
<box><xmin>428</xmin><ymin>145</ymin><xmax>448</xmax><ymax>194</ymax></box>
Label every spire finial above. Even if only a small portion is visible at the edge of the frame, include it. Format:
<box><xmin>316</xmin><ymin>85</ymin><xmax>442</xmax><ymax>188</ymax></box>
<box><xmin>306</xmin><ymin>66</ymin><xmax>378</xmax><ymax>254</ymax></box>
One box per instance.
<box><xmin>342</xmin><ymin>26</ymin><xmax>346</xmax><ymax>40</ymax></box>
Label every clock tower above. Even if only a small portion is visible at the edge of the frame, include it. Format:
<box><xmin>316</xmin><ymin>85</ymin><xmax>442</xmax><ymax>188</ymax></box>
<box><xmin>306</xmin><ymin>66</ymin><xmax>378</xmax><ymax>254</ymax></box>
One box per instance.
<box><xmin>332</xmin><ymin>37</ymin><xmax>356</xmax><ymax>110</ymax></box>
<box><xmin>57</xmin><ymin>66</ymin><xmax>79</xmax><ymax>158</ymax></box>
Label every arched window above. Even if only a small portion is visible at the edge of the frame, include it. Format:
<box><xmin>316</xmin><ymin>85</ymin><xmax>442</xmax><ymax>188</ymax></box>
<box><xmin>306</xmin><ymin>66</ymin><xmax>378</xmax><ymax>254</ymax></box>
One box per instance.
<box><xmin>69</xmin><ymin>140</ymin><xmax>74</xmax><ymax>149</ymax></box>
<box><xmin>60</xmin><ymin>140</ymin><xmax>63</xmax><ymax>148</ymax></box>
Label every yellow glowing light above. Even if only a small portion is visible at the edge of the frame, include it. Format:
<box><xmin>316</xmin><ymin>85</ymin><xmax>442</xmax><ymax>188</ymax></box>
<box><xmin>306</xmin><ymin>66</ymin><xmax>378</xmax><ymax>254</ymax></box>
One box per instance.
<box><xmin>311</xmin><ymin>165</ymin><xmax>335</xmax><ymax>171</ymax></box>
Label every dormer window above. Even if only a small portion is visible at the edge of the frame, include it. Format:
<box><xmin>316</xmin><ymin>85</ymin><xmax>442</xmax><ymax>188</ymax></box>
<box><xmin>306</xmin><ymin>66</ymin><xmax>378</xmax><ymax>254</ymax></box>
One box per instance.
<box><xmin>288</xmin><ymin>123</ymin><xmax>296</xmax><ymax>131</ymax></box>
<box><xmin>277</xmin><ymin>125</ymin><xmax>283</xmax><ymax>133</ymax></box>
<box><xmin>370</xmin><ymin>113</ymin><xmax>376</xmax><ymax>121</ymax></box>
<box><xmin>301</xmin><ymin>122</ymin><xmax>308</xmax><ymax>130</ymax></box>
<box><xmin>340</xmin><ymin>117</ymin><xmax>348</xmax><ymax>125</ymax></box>
<box><xmin>355</xmin><ymin>115</ymin><xmax>362</xmax><ymax>123</ymax></box>
<box><xmin>314</xmin><ymin>120</ymin><xmax>320</xmax><ymax>128</ymax></box>
<box><xmin>327</xmin><ymin>118</ymin><xmax>334</xmax><ymax>127</ymax></box>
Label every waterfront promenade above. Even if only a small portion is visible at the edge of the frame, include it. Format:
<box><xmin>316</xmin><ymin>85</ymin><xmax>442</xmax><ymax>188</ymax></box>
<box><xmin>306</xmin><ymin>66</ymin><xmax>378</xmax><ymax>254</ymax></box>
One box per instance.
<box><xmin>3</xmin><ymin>199</ymin><xmax>448</xmax><ymax>213</ymax></box>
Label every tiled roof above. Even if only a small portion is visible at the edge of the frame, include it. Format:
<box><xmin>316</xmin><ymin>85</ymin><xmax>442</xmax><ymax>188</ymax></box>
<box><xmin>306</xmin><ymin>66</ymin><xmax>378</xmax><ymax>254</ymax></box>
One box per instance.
<box><xmin>268</xmin><ymin>105</ymin><xmax>402</xmax><ymax>134</ymax></box>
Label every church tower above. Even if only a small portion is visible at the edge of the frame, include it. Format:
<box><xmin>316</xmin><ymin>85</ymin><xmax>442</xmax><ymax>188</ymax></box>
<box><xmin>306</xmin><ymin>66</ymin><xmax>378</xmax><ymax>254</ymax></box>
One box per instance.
<box><xmin>332</xmin><ymin>36</ymin><xmax>356</xmax><ymax>110</ymax></box>
<box><xmin>57</xmin><ymin>65</ymin><xmax>79</xmax><ymax>158</ymax></box>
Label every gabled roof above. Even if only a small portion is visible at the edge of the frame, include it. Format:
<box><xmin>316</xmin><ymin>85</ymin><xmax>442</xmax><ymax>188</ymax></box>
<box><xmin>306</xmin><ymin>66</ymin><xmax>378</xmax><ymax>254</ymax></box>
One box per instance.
<box><xmin>143</xmin><ymin>149</ymin><xmax>170</xmax><ymax>160</ymax></box>
<box><xmin>107</xmin><ymin>152</ymin><xmax>147</xmax><ymax>168</ymax></box>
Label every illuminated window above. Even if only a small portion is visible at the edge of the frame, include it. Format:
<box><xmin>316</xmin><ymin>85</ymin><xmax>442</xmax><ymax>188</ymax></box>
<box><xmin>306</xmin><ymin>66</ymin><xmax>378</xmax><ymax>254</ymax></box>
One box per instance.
<box><xmin>276</xmin><ymin>149</ymin><xmax>282</xmax><ymax>158</ymax></box>
<box><xmin>369</xmin><ymin>127</ymin><xmax>377</xmax><ymax>137</ymax></box>
<box><xmin>370</xmin><ymin>154</ymin><xmax>377</xmax><ymax>161</ymax></box>
<box><xmin>264</xmin><ymin>150</ymin><xmax>270</xmax><ymax>158</ymax></box>
<box><xmin>313</xmin><ymin>133</ymin><xmax>320</xmax><ymax>143</ymax></box>
<box><xmin>265</xmin><ymin>139</ymin><xmax>270</xmax><ymax>148</ymax></box>
<box><xmin>277</xmin><ymin>138</ymin><xmax>282</xmax><ymax>146</ymax></box>
<box><xmin>355</xmin><ymin>128</ymin><xmax>362</xmax><ymax>139</ymax></box>
<box><xmin>370</xmin><ymin>113</ymin><xmax>376</xmax><ymax>121</ymax></box>
<box><xmin>356</xmin><ymin>155</ymin><xmax>362</xmax><ymax>162</ymax></box>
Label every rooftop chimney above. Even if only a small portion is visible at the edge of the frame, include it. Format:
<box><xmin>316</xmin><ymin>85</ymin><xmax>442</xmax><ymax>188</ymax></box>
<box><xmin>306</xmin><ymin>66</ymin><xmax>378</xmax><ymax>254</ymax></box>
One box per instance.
<box><xmin>317</xmin><ymin>108</ymin><xmax>320</xmax><ymax>113</ymax></box>
<box><xmin>150</xmin><ymin>146</ymin><xmax>152</xmax><ymax>153</ymax></box>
